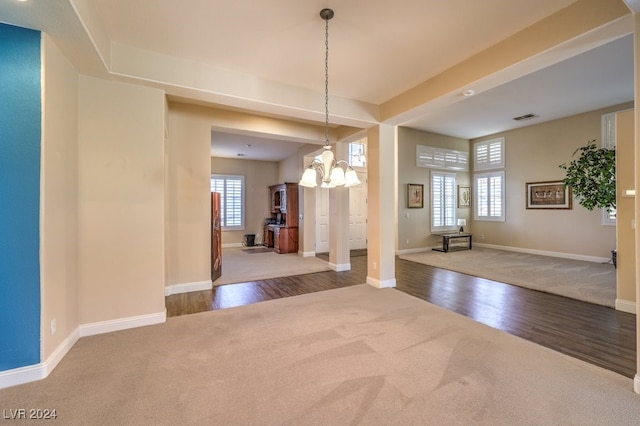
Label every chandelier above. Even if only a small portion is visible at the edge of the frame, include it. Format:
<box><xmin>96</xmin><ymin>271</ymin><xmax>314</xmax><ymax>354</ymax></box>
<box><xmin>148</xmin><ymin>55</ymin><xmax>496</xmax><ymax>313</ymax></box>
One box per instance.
<box><xmin>299</xmin><ymin>8</ymin><xmax>361</xmax><ymax>189</ymax></box>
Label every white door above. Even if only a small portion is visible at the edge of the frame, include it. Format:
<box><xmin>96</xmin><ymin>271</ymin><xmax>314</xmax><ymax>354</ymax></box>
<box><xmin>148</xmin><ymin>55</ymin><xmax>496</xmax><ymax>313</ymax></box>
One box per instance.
<box><xmin>315</xmin><ymin>187</ymin><xmax>330</xmax><ymax>253</ymax></box>
<box><xmin>349</xmin><ymin>172</ymin><xmax>367</xmax><ymax>250</ymax></box>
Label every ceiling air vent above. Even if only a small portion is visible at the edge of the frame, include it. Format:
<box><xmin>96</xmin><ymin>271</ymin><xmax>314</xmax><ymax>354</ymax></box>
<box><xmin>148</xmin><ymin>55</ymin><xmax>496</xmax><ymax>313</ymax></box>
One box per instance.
<box><xmin>513</xmin><ymin>113</ymin><xmax>539</xmax><ymax>121</ymax></box>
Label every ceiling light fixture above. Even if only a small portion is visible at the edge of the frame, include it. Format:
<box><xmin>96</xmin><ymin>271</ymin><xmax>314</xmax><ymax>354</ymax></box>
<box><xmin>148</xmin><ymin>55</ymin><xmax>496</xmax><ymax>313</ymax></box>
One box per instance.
<box><xmin>299</xmin><ymin>8</ymin><xmax>361</xmax><ymax>189</ymax></box>
<box><xmin>463</xmin><ymin>89</ymin><xmax>476</xmax><ymax>97</ymax></box>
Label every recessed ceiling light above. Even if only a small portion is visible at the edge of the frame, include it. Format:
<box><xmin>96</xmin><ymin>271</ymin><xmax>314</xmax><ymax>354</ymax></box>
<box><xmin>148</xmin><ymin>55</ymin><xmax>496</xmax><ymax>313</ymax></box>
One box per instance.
<box><xmin>237</xmin><ymin>153</ymin><xmax>246</xmax><ymax>157</ymax></box>
<box><xmin>463</xmin><ymin>89</ymin><xmax>476</xmax><ymax>97</ymax></box>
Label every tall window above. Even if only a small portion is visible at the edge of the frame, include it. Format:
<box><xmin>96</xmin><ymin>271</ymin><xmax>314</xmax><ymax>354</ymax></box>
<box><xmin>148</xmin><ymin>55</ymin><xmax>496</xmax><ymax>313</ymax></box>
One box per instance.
<box><xmin>349</xmin><ymin>141</ymin><xmax>367</xmax><ymax>168</ymax></box>
<box><xmin>475</xmin><ymin>171</ymin><xmax>505</xmax><ymax>221</ymax></box>
<box><xmin>211</xmin><ymin>174</ymin><xmax>244</xmax><ymax>230</ymax></box>
<box><xmin>601</xmin><ymin>113</ymin><xmax>616</xmax><ymax>226</ymax></box>
<box><xmin>474</xmin><ymin>138</ymin><xmax>505</xmax><ymax>222</ymax></box>
<box><xmin>431</xmin><ymin>171</ymin><xmax>457</xmax><ymax>232</ymax></box>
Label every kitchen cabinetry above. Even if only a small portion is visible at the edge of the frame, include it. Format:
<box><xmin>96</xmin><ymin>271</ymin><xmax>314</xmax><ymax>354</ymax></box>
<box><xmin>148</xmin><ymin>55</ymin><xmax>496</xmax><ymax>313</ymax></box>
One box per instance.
<box><xmin>267</xmin><ymin>183</ymin><xmax>298</xmax><ymax>253</ymax></box>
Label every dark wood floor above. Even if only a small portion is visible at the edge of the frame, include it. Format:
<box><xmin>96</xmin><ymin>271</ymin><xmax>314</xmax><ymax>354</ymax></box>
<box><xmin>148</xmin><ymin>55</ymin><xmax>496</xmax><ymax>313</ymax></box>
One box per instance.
<box><xmin>165</xmin><ymin>253</ymin><xmax>637</xmax><ymax>379</ymax></box>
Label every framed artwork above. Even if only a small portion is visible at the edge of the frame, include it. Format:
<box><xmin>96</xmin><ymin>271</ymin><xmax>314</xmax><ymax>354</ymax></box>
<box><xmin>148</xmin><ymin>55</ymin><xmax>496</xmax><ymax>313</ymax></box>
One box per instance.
<box><xmin>526</xmin><ymin>181</ymin><xmax>572</xmax><ymax>209</ymax></box>
<box><xmin>457</xmin><ymin>185</ymin><xmax>471</xmax><ymax>207</ymax></box>
<box><xmin>407</xmin><ymin>183</ymin><xmax>424</xmax><ymax>208</ymax></box>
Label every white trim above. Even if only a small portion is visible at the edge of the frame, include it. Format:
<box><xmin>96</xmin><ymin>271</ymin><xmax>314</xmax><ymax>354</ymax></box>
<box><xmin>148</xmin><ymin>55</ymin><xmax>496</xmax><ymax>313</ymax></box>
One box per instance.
<box><xmin>329</xmin><ymin>262</ymin><xmax>351</xmax><ymax>272</ymax></box>
<box><xmin>475</xmin><ymin>243</ymin><xmax>610</xmax><ymax>263</ymax></box>
<box><xmin>222</xmin><ymin>242</ymin><xmax>243</xmax><ymax>248</ymax></box>
<box><xmin>0</xmin><ymin>328</ymin><xmax>79</xmax><ymax>390</ymax></box>
<box><xmin>165</xmin><ymin>280</ymin><xmax>212</xmax><ymax>296</ymax></box>
<box><xmin>615</xmin><ymin>298</ymin><xmax>636</xmax><ymax>314</ymax></box>
<box><xmin>299</xmin><ymin>250</ymin><xmax>316</xmax><ymax>257</ymax></box>
<box><xmin>396</xmin><ymin>247</ymin><xmax>433</xmax><ymax>255</ymax></box>
<box><xmin>367</xmin><ymin>276</ymin><xmax>396</xmax><ymax>288</ymax></box>
<box><xmin>398</xmin><ymin>243</ymin><xmax>611</xmax><ymax>264</ymax></box>
<box><xmin>79</xmin><ymin>310</ymin><xmax>166</xmax><ymax>338</ymax></box>
<box><xmin>635</xmin><ymin>375</ymin><xmax>640</xmax><ymax>394</ymax></box>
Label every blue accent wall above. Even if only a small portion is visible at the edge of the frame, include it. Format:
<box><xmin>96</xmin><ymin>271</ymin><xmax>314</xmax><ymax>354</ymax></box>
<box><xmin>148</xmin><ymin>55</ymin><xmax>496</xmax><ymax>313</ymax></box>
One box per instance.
<box><xmin>0</xmin><ymin>23</ymin><xmax>42</xmax><ymax>370</ymax></box>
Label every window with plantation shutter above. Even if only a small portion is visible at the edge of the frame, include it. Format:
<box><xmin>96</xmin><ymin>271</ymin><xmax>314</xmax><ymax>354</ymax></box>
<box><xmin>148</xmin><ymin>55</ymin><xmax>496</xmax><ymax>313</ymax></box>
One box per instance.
<box><xmin>474</xmin><ymin>137</ymin><xmax>504</xmax><ymax>170</ymax></box>
<box><xmin>211</xmin><ymin>175</ymin><xmax>245</xmax><ymax>230</ymax></box>
<box><xmin>431</xmin><ymin>171</ymin><xmax>457</xmax><ymax>232</ymax></box>
<box><xmin>417</xmin><ymin>145</ymin><xmax>468</xmax><ymax>171</ymax></box>
<box><xmin>474</xmin><ymin>171</ymin><xmax>505</xmax><ymax>222</ymax></box>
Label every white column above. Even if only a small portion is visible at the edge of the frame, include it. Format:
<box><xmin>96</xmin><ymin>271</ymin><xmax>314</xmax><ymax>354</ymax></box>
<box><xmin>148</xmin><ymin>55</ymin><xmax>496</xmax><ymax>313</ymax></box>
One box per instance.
<box><xmin>329</xmin><ymin>142</ymin><xmax>351</xmax><ymax>271</ymax></box>
<box><xmin>366</xmin><ymin>124</ymin><xmax>397</xmax><ymax>288</ymax></box>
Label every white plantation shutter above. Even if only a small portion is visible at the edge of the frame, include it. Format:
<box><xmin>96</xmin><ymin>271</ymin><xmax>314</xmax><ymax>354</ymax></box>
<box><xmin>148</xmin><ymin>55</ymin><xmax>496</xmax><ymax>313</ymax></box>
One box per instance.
<box><xmin>474</xmin><ymin>137</ymin><xmax>504</xmax><ymax>170</ymax></box>
<box><xmin>431</xmin><ymin>172</ymin><xmax>457</xmax><ymax>231</ymax></box>
<box><xmin>211</xmin><ymin>175</ymin><xmax>245</xmax><ymax>230</ymax></box>
<box><xmin>417</xmin><ymin>145</ymin><xmax>468</xmax><ymax>171</ymax></box>
<box><xmin>474</xmin><ymin>171</ymin><xmax>505</xmax><ymax>221</ymax></box>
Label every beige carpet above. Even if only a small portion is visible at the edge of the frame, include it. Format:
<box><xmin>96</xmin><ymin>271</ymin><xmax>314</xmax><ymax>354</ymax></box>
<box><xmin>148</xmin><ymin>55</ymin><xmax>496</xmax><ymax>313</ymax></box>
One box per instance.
<box><xmin>2</xmin><ymin>285</ymin><xmax>639</xmax><ymax>425</ymax></box>
<box><xmin>400</xmin><ymin>247</ymin><xmax>616</xmax><ymax>308</ymax></box>
<box><xmin>214</xmin><ymin>247</ymin><xmax>331</xmax><ymax>286</ymax></box>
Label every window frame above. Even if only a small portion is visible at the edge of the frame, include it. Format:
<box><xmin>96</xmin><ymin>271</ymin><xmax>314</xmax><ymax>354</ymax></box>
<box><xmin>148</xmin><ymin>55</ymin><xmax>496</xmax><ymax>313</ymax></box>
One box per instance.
<box><xmin>474</xmin><ymin>171</ymin><xmax>505</xmax><ymax>222</ymax></box>
<box><xmin>210</xmin><ymin>174</ymin><xmax>245</xmax><ymax>231</ymax></box>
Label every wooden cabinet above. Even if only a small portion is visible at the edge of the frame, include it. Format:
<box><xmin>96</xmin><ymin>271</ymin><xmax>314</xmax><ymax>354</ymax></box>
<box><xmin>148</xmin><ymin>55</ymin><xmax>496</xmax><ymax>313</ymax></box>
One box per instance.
<box><xmin>272</xmin><ymin>226</ymin><xmax>298</xmax><ymax>254</ymax></box>
<box><xmin>268</xmin><ymin>183</ymin><xmax>299</xmax><ymax>253</ymax></box>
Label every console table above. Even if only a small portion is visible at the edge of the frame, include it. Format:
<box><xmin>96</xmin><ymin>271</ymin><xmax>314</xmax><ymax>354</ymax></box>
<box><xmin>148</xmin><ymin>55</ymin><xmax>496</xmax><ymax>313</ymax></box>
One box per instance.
<box><xmin>433</xmin><ymin>233</ymin><xmax>472</xmax><ymax>253</ymax></box>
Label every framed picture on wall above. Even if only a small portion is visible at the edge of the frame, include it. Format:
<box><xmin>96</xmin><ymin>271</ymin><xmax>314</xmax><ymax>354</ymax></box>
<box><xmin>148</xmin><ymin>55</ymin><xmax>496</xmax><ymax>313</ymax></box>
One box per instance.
<box><xmin>457</xmin><ymin>185</ymin><xmax>471</xmax><ymax>207</ymax></box>
<box><xmin>526</xmin><ymin>181</ymin><xmax>572</xmax><ymax>209</ymax></box>
<box><xmin>407</xmin><ymin>183</ymin><xmax>424</xmax><ymax>208</ymax></box>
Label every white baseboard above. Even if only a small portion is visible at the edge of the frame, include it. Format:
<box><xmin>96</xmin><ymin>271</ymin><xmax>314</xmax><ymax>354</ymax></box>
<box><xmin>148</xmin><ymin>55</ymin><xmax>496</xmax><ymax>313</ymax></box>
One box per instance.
<box><xmin>300</xmin><ymin>251</ymin><xmax>316</xmax><ymax>258</ymax></box>
<box><xmin>397</xmin><ymin>244</ymin><xmax>611</xmax><ymax>263</ymax></box>
<box><xmin>473</xmin><ymin>243</ymin><xmax>610</xmax><ymax>263</ymax></box>
<box><xmin>396</xmin><ymin>247</ymin><xmax>434</xmax><ymax>256</ymax></box>
<box><xmin>222</xmin><ymin>243</ymin><xmax>243</xmax><ymax>248</ymax></box>
<box><xmin>330</xmin><ymin>262</ymin><xmax>351</xmax><ymax>272</ymax></box>
<box><xmin>616</xmin><ymin>298</ymin><xmax>636</xmax><ymax>314</ymax></box>
<box><xmin>79</xmin><ymin>310</ymin><xmax>166</xmax><ymax>338</ymax></box>
<box><xmin>367</xmin><ymin>276</ymin><xmax>396</xmax><ymax>288</ymax></box>
<box><xmin>0</xmin><ymin>328</ymin><xmax>79</xmax><ymax>390</ymax></box>
<box><xmin>1</xmin><ymin>310</ymin><xmax>167</xmax><ymax>390</ymax></box>
<box><xmin>165</xmin><ymin>280</ymin><xmax>212</xmax><ymax>296</ymax></box>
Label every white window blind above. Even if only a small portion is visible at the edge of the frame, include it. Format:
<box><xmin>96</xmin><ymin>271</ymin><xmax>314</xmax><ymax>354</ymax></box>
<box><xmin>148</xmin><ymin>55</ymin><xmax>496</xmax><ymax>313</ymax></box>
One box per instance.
<box><xmin>474</xmin><ymin>171</ymin><xmax>505</xmax><ymax>222</ymax></box>
<box><xmin>211</xmin><ymin>175</ymin><xmax>245</xmax><ymax>230</ymax></box>
<box><xmin>431</xmin><ymin>172</ymin><xmax>457</xmax><ymax>231</ymax></box>
<box><xmin>474</xmin><ymin>137</ymin><xmax>504</xmax><ymax>170</ymax></box>
<box><xmin>417</xmin><ymin>145</ymin><xmax>468</xmax><ymax>171</ymax></box>
<box><xmin>601</xmin><ymin>113</ymin><xmax>616</xmax><ymax>226</ymax></box>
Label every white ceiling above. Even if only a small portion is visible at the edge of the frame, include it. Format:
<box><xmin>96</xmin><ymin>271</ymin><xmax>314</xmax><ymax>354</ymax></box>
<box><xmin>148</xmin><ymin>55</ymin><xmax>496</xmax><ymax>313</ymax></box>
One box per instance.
<box><xmin>0</xmin><ymin>0</ymin><xmax>634</xmax><ymax>161</ymax></box>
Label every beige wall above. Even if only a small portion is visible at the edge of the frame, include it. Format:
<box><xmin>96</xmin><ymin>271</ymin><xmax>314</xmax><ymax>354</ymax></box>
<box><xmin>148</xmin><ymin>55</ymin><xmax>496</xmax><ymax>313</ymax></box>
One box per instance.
<box><xmin>166</xmin><ymin>103</ymin><xmax>214</xmax><ymax>288</ymax></box>
<box><xmin>469</xmin><ymin>104</ymin><xmax>633</xmax><ymax>259</ymax></box>
<box><xmin>210</xmin><ymin>157</ymin><xmax>279</xmax><ymax>246</ymax></box>
<box><xmin>396</xmin><ymin>127</ymin><xmax>470</xmax><ymax>251</ymax></box>
<box><xmin>616</xmin><ymin>108</ymin><xmax>636</xmax><ymax>305</ymax></box>
<box><xmin>77</xmin><ymin>76</ymin><xmax>166</xmax><ymax>324</ymax></box>
<box><xmin>41</xmin><ymin>35</ymin><xmax>79</xmax><ymax>358</ymax></box>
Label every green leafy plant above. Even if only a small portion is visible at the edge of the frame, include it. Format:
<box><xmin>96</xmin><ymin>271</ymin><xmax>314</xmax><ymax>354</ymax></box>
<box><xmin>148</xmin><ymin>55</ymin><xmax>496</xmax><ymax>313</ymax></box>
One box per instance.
<box><xmin>559</xmin><ymin>139</ymin><xmax>616</xmax><ymax>212</ymax></box>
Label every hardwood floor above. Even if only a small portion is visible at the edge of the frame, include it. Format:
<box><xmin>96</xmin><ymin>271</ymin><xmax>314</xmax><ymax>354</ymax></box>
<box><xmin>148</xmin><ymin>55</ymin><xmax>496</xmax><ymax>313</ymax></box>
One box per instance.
<box><xmin>165</xmin><ymin>253</ymin><xmax>637</xmax><ymax>379</ymax></box>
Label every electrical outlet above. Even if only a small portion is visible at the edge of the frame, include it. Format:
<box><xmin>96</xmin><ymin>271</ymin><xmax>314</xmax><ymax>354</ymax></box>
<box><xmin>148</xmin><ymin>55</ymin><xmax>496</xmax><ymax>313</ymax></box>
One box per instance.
<box><xmin>372</xmin><ymin>262</ymin><xmax>377</xmax><ymax>270</ymax></box>
<box><xmin>480</xmin><ymin>234</ymin><xmax>485</xmax><ymax>240</ymax></box>
<box><xmin>406</xmin><ymin>239</ymin><xmax>409</xmax><ymax>245</ymax></box>
<box><xmin>50</xmin><ymin>319</ymin><xmax>56</xmax><ymax>335</ymax></box>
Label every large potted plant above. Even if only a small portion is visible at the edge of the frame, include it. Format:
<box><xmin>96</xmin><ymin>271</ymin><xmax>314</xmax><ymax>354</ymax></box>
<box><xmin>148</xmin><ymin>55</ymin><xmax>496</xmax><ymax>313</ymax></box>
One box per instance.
<box><xmin>559</xmin><ymin>139</ymin><xmax>616</xmax><ymax>265</ymax></box>
<box><xmin>559</xmin><ymin>139</ymin><xmax>616</xmax><ymax>211</ymax></box>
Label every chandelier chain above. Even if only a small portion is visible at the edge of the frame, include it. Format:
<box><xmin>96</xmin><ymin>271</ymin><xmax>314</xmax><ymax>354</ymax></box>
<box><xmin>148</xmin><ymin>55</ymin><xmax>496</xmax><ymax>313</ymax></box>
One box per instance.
<box><xmin>324</xmin><ymin>15</ymin><xmax>330</xmax><ymax>146</ymax></box>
